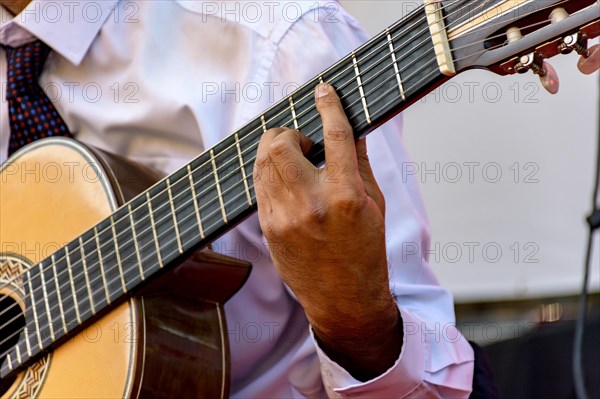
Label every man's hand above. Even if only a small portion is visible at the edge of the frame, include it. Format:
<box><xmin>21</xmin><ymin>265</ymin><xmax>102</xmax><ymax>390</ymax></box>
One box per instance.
<box><xmin>253</xmin><ymin>83</ymin><xmax>402</xmax><ymax>381</ymax></box>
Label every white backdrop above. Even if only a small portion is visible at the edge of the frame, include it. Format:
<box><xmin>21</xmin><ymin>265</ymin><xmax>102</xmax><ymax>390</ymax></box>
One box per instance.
<box><xmin>340</xmin><ymin>0</ymin><xmax>600</xmax><ymax>302</ymax></box>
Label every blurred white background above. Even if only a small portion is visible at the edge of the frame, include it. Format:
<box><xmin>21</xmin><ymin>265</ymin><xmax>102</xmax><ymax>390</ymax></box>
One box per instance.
<box><xmin>340</xmin><ymin>0</ymin><xmax>600</xmax><ymax>302</ymax></box>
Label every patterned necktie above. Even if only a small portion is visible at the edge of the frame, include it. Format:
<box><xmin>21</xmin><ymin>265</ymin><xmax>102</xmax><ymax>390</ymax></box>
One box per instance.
<box><xmin>4</xmin><ymin>40</ymin><xmax>72</xmax><ymax>156</ymax></box>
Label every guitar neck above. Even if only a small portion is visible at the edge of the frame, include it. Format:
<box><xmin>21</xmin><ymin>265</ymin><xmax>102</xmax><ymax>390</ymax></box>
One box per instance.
<box><xmin>3</xmin><ymin>5</ymin><xmax>446</xmax><ymax>377</ymax></box>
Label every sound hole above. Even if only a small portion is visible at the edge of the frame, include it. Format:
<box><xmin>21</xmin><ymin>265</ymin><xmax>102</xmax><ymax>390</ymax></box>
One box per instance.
<box><xmin>0</xmin><ymin>295</ymin><xmax>26</xmax><ymax>395</ymax></box>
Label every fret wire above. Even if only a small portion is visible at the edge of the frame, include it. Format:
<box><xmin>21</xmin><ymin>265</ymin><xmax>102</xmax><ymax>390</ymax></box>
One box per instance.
<box><xmin>23</xmin><ymin>326</ymin><xmax>32</xmax><ymax>357</ymax></box>
<box><xmin>210</xmin><ymin>149</ymin><xmax>228</xmax><ymax>224</ymax></box>
<box><xmin>15</xmin><ymin>342</ymin><xmax>21</xmax><ymax>365</ymax></box>
<box><xmin>351</xmin><ymin>51</ymin><xmax>372</xmax><ymax>125</ymax></box>
<box><xmin>261</xmin><ymin>115</ymin><xmax>267</xmax><ymax>133</ymax></box>
<box><xmin>94</xmin><ymin>226</ymin><xmax>111</xmax><ymax>304</ymax></box>
<box><xmin>6</xmin><ymin>354</ymin><xmax>11</xmax><ymax>371</ymax></box>
<box><xmin>235</xmin><ymin>132</ymin><xmax>253</xmax><ymax>207</ymax></box>
<box><xmin>166</xmin><ymin>178</ymin><xmax>184</xmax><ymax>254</ymax></box>
<box><xmin>146</xmin><ymin>192</ymin><xmax>164</xmax><ymax>268</ymax></box>
<box><xmin>79</xmin><ymin>237</ymin><xmax>96</xmax><ymax>315</ymax></box>
<box><xmin>51</xmin><ymin>254</ymin><xmax>68</xmax><ymax>334</ymax></box>
<box><xmin>288</xmin><ymin>97</ymin><xmax>299</xmax><ymax>130</ymax></box>
<box><xmin>187</xmin><ymin>165</ymin><xmax>206</xmax><ymax>239</ymax></box>
<box><xmin>38</xmin><ymin>262</ymin><xmax>55</xmax><ymax>342</ymax></box>
<box><xmin>26</xmin><ymin>277</ymin><xmax>43</xmax><ymax>350</ymax></box>
<box><xmin>348</xmin><ymin>57</ymin><xmax>439</xmax><ymax>123</ymax></box>
<box><xmin>290</xmin><ymin>51</ymin><xmax>436</xmax><ymax>155</ymax></box>
<box><xmin>65</xmin><ymin>245</ymin><xmax>82</xmax><ymax>324</ymax></box>
<box><xmin>128</xmin><ymin>204</ymin><xmax>145</xmax><ymax>280</ymax></box>
<box><xmin>110</xmin><ymin>216</ymin><xmax>128</xmax><ymax>292</ymax></box>
<box><xmin>386</xmin><ymin>28</ymin><xmax>406</xmax><ymax>101</ymax></box>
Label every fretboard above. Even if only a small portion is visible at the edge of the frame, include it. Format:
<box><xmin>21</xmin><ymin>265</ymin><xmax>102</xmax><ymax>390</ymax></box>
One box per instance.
<box><xmin>2</xmin><ymin>5</ymin><xmax>446</xmax><ymax>377</ymax></box>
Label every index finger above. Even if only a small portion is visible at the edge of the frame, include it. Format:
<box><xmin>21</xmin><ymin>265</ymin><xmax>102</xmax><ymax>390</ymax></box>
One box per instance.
<box><xmin>314</xmin><ymin>83</ymin><xmax>358</xmax><ymax>178</ymax></box>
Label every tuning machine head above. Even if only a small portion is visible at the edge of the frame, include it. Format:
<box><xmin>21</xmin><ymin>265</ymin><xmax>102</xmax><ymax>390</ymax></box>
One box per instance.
<box><xmin>509</xmin><ymin>50</ymin><xmax>560</xmax><ymax>94</ymax></box>
<box><xmin>501</xmin><ymin>25</ymin><xmax>560</xmax><ymax>94</ymax></box>
<box><xmin>577</xmin><ymin>43</ymin><xmax>600</xmax><ymax>75</ymax></box>
<box><xmin>537</xmin><ymin>60</ymin><xmax>560</xmax><ymax>94</ymax></box>
<box><xmin>499</xmin><ymin>11</ymin><xmax>600</xmax><ymax>93</ymax></box>
<box><xmin>558</xmin><ymin>32</ymin><xmax>589</xmax><ymax>55</ymax></box>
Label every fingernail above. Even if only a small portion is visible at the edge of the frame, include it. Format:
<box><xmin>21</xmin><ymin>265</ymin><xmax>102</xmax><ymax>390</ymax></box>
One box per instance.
<box><xmin>315</xmin><ymin>83</ymin><xmax>331</xmax><ymax>98</ymax></box>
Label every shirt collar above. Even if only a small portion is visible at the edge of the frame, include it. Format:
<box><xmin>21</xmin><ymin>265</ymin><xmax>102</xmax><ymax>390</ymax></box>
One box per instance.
<box><xmin>1</xmin><ymin>0</ymin><xmax>119</xmax><ymax>65</ymax></box>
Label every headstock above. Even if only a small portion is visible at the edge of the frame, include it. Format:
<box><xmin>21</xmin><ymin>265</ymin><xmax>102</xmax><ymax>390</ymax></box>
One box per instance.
<box><xmin>443</xmin><ymin>0</ymin><xmax>599</xmax><ymax>92</ymax></box>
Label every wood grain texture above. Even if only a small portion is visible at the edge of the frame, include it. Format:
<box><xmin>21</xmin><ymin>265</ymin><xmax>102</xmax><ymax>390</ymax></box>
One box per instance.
<box><xmin>0</xmin><ymin>139</ymin><xmax>136</xmax><ymax>398</ymax></box>
<box><xmin>0</xmin><ymin>138</ymin><xmax>251</xmax><ymax>398</ymax></box>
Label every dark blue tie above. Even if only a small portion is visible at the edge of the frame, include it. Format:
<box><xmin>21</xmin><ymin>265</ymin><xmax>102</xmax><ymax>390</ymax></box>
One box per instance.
<box><xmin>4</xmin><ymin>40</ymin><xmax>72</xmax><ymax>156</ymax></box>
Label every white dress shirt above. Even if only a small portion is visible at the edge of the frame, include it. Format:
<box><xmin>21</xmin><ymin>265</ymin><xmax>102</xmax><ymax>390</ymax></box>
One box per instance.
<box><xmin>0</xmin><ymin>1</ymin><xmax>474</xmax><ymax>397</ymax></box>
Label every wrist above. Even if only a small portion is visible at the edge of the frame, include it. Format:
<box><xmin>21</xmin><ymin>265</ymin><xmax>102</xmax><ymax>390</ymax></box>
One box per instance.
<box><xmin>310</xmin><ymin>301</ymin><xmax>403</xmax><ymax>382</ymax></box>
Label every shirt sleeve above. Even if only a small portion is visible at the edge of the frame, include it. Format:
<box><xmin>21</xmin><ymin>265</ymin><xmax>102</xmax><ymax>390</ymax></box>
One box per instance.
<box><xmin>246</xmin><ymin>3</ymin><xmax>475</xmax><ymax>398</ymax></box>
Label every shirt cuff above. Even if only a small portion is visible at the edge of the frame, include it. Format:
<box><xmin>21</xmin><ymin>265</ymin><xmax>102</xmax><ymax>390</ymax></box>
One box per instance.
<box><xmin>311</xmin><ymin>307</ymin><xmax>428</xmax><ymax>398</ymax></box>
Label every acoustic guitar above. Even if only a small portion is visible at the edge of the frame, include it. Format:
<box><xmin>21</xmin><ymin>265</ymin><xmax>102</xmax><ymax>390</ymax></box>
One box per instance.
<box><xmin>1</xmin><ymin>0</ymin><xmax>598</xmax><ymax>397</ymax></box>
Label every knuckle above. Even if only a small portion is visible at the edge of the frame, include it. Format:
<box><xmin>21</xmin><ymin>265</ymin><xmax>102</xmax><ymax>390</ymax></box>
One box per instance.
<box><xmin>269</xmin><ymin>138</ymin><xmax>291</xmax><ymax>158</ymax></box>
<box><xmin>283</xmin><ymin>202</ymin><xmax>327</xmax><ymax>230</ymax></box>
<box><xmin>268</xmin><ymin>217</ymin><xmax>297</xmax><ymax>240</ymax></box>
<box><xmin>373</xmin><ymin>189</ymin><xmax>385</xmax><ymax>210</ymax></box>
<box><xmin>254</xmin><ymin>154</ymin><xmax>270</xmax><ymax>173</ymax></box>
<box><xmin>265</xmin><ymin>127</ymin><xmax>284</xmax><ymax>135</ymax></box>
<box><xmin>253</xmin><ymin>155</ymin><xmax>271</xmax><ymax>182</ymax></box>
<box><xmin>330</xmin><ymin>192</ymin><xmax>362</xmax><ymax>214</ymax></box>
<box><xmin>259</xmin><ymin>219</ymin><xmax>277</xmax><ymax>238</ymax></box>
<box><xmin>324</xmin><ymin>125</ymin><xmax>351</xmax><ymax>142</ymax></box>
<box><xmin>305</xmin><ymin>201</ymin><xmax>328</xmax><ymax>224</ymax></box>
<box><xmin>255</xmin><ymin>153</ymin><xmax>270</xmax><ymax>167</ymax></box>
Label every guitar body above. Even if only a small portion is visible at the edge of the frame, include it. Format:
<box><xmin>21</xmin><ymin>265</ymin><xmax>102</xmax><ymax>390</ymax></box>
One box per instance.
<box><xmin>0</xmin><ymin>138</ymin><xmax>250</xmax><ymax>398</ymax></box>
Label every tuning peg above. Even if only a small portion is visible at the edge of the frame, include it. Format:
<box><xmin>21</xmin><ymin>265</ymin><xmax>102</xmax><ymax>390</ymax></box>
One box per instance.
<box><xmin>537</xmin><ymin>60</ymin><xmax>560</xmax><ymax>94</ymax></box>
<box><xmin>558</xmin><ymin>32</ymin><xmax>589</xmax><ymax>56</ymax></box>
<box><xmin>514</xmin><ymin>53</ymin><xmax>559</xmax><ymax>94</ymax></box>
<box><xmin>577</xmin><ymin>44</ymin><xmax>600</xmax><ymax>75</ymax></box>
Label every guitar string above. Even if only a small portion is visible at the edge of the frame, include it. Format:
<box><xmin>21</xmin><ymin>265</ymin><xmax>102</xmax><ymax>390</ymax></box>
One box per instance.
<box><xmin>0</xmin><ymin>4</ymin><xmax>436</xmax><ymax>331</ymax></box>
<box><xmin>0</xmin><ymin>0</ymin><xmax>571</xmax><ymax>351</ymax></box>
<box><xmin>0</xmin><ymin>14</ymin><xmax>580</xmax><ymax>360</ymax></box>
<box><xmin>0</xmin><ymin>64</ymin><xmax>447</xmax><ymax>356</ymax></box>
<box><xmin>0</xmin><ymin>0</ymin><xmax>566</xmax><ymax>304</ymax></box>
<box><xmin>34</xmin><ymin>0</ymin><xmax>569</xmax><ymax>282</ymax></box>
<box><xmin>0</xmin><ymin>0</ymin><xmax>562</xmax><ymax>302</ymax></box>
<box><xmin>0</xmin><ymin>1</ymin><xmax>578</xmax><ymax>359</ymax></box>
<box><xmin>0</xmin><ymin>0</ymin><xmax>466</xmax><ymax>315</ymax></box>
<box><xmin>0</xmin><ymin>0</ymin><xmax>575</xmax><ymax>302</ymax></box>
<box><xmin>0</xmin><ymin>51</ymin><xmax>454</xmax><ymax>353</ymax></box>
<box><xmin>0</xmin><ymin>2</ymin><xmax>572</xmax><ymax>352</ymax></box>
<box><xmin>6</xmin><ymin>8</ymin><xmax>585</xmax><ymax>366</ymax></box>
